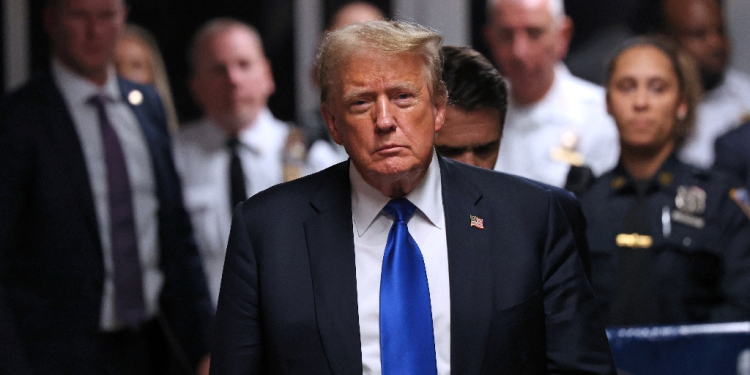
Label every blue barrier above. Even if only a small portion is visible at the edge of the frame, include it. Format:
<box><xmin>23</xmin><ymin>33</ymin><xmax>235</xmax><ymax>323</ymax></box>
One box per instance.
<box><xmin>607</xmin><ymin>322</ymin><xmax>750</xmax><ymax>375</ymax></box>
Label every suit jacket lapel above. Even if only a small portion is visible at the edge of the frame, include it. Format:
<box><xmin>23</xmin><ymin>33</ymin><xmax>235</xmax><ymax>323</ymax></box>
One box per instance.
<box><xmin>439</xmin><ymin>157</ymin><xmax>494</xmax><ymax>374</ymax></box>
<box><xmin>304</xmin><ymin>162</ymin><xmax>363</xmax><ymax>374</ymax></box>
<box><xmin>42</xmin><ymin>76</ymin><xmax>102</xmax><ymax>251</ymax></box>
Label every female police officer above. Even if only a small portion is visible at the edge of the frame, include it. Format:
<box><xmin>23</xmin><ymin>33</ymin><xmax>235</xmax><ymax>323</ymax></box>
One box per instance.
<box><xmin>580</xmin><ymin>37</ymin><xmax>750</xmax><ymax>327</ymax></box>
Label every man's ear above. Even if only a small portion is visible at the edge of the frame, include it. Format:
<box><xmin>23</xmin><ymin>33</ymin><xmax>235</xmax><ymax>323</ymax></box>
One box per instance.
<box><xmin>676</xmin><ymin>100</ymin><xmax>688</xmax><ymax>121</ymax></box>
<box><xmin>433</xmin><ymin>96</ymin><xmax>446</xmax><ymax>133</ymax></box>
<box><xmin>263</xmin><ymin>59</ymin><xmax>276</xmax><ymax>98</ymax></box>
<box><xmin>320</xmin><ymin>103</ymin><xmax>343</xmax><ymax>145</ymax></box>
<box><xmin>555</xmin><ymin>16</ymin><xmax>573</xmax><ymax>60</ymax></box>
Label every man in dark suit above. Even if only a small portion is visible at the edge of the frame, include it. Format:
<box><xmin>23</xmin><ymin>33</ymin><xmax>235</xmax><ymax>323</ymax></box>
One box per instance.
<box><xmin>211</xmin><ymin>20</ymin><xmax>614</xmax><ymax>374</ymax></box>
<box><xmin>714</xmin><ymin>120</ymin><xmax>750</xmax><ymax>189</ymax></box>
<box><xmin>436</xmin><ymin>45</ymin><xmax>592</xmax><ymax>279</ymax></box>
<box><xmin>0</xmin><ymin>0</ymin><xmax>212</xmax><ymax>373</ymax></box>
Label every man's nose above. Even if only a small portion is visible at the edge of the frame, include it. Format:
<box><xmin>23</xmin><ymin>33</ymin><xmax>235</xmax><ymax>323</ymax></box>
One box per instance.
<box><xmin>511</xmin><ymin>33</ymin><xmax>531</xmax><ymax>61</ymax></box>
<box><xmin>374</xmin><ymin>97</ymin><xmax>395</xmax><ymax>131</ymax></box>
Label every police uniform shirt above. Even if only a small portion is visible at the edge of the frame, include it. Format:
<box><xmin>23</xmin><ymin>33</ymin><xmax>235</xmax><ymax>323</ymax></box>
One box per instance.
<box><xmin>173</xmin><ymin>109</ymin><xmax>291</xmax><ymax>306</ymax></box>
<box><xmin>306</xmin><ymin>139</ymin><xmax>349</xmax><ymax>175</ymax></box>
<box><xmin>580</xmin><ymin>155</ymin><xmax>750</xmax><ymax>326</ymax></box>
<box><xmin>680</xmin><ymin>69</ymin><xmax>750</xmax><ymax>168</ymax></box>
<box><xmin>493</xmin><ymin>63</ymin><xmax>620</xmax><ymax>188</ymax></box>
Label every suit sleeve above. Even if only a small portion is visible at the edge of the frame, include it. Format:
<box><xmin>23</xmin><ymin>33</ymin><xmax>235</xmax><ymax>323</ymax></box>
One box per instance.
<box><xmin>711</xmin><ymin>189</ymin><xmax>750</xmax><ymax>322</ymax></box>
<box><xmin>210</xmin><ymin>204</ymin><xmax>263</xmax><ymax>375</ymax></box>
<box><xmin>542</xmin><ymin>192</ymin><xmax>616</xmax><ymax>375</ymax></box>
<box><xmin>0</xmin><ymin>94</ymin><xmax>35</xmax><ymax>374</ymax></box>
<box><xmin>713</xmin><ymin>135</ymin><xmax>746</xmax><ymax>185</ymax></box>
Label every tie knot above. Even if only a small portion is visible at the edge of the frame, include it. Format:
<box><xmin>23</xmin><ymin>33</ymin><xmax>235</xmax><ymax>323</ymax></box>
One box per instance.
<box><xmin>226</xmin><ymin>137</ymin><xmax>240</xmax><ymax>150</ymax></box>
<box><xmin>87</xmin><ymin>94</ymin><xmax>108</xmax><ymax>107</ymax></box>
<box><xmin>383</xmin><ymin>198</ymin><xmax>417</xmax><ymax>223</ymax></box>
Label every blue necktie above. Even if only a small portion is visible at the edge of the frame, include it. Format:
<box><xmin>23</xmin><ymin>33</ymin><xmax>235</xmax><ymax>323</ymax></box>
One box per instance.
<box><xmin>89</xmin><ymin>94</ymin><xmax>145</xmax><ymax>328</ymax></box>
<box><xmin>380</xmin><ymin>198</ymin><xmax>437</xmax><ymax>375</ymax></box>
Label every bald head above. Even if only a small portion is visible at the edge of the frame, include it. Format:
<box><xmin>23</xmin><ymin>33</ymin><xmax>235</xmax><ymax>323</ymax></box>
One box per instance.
<box><xmin>484</xmin><ymin>0</ymin><xmax>572</xmax><ymax>105</ymax></box>
<box><xmin>662</xmin><ymin>0</ymin><xmax>728</xmax><ymax>90</ymax></box>
<box><xmin>328</xmin><ymin>2</ymin><xmax>385</xmax><ymax>31</ymax></box>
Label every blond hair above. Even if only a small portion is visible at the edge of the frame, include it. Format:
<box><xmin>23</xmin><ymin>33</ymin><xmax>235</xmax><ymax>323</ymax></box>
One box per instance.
<box><xmin>316</xmin><ymin>20</ymin><xmax>446</xmax><ymax>104</ymax></box>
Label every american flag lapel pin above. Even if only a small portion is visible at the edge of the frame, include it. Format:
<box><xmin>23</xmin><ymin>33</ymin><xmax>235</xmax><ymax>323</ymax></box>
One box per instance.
<box><xmin>470</xmin><ymin>215</ymin><xmax>484</xmax><ymax>229</ymax></box>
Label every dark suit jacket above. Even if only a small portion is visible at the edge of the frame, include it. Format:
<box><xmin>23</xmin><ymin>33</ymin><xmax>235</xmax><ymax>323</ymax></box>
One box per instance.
<box><xmin>714</xmin><ymin>121</ymin><xmax>750</xmax><ymax>189</ymax></box>
<box><xmin>0</xmin><ymin>73</ymin><xmax>213</xmax><ymax>374</ymax></box>
<box><xmin>211</xmin><ymin>156</ymin><xmax>615</xmax><ymax>374</ymax></box>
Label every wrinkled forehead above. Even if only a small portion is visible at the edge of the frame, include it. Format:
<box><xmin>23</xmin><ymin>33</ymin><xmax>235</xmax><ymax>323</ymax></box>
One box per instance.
<box><xmin>331</xmin><ymin>48</ymin><xmax>432</xmax><ymax>93</ymax></box>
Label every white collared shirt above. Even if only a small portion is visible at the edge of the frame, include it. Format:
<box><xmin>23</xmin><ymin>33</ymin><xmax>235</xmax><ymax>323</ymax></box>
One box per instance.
<box><xmin>51</xmin><ymin>59</ymin><xmax>163</xmax><ymax>331</ymax></box>
<box><xmin>173</xmin><ymin>109</ymin><xmax>291</xmax><ymax>305</ymax></box>
<box><xmin>494</xmin><ymin>63</ymin><xmax>620</xmax><ymax>187</ymax></box>
<box><xmin>679</xmin><ymin>68</ymin><xmax>750</xmax><ymax>168</ymax></box>
<box><xmin>351</xmin><ymin>151</ymin><xmax>451</xmax><ymax>375</ymax></box>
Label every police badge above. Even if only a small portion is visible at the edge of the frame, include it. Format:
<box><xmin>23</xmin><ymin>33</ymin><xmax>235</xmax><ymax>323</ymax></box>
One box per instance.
<box><xmin>672</xmin><ymin>186</ymin><xmax>707</xmax><ymax>228</ymax></box>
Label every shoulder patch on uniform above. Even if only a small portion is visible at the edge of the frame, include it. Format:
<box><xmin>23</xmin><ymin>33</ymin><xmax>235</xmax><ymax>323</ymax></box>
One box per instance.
<box><xmin>730</xmin><ymin>188</ymin><xmax>750</xmax><ymax>220</ymax></box>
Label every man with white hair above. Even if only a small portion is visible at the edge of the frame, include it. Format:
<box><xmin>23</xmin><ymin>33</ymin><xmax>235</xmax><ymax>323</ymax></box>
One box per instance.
<box><xmin>484</xmin><ymin>0</ymin><xmax>620</xmax><ymax>188</ymax></box>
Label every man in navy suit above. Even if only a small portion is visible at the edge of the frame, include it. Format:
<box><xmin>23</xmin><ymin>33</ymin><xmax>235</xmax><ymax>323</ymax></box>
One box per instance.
<box><xmin>211</xmin><ymin>20</ymin><xmax>614</xmax><ymax>374</ymax></box>
<box><xmin>714</xmin><ymin>120</ymin><xmax>750</xmax><ymax>189</ymax></box>
<box><xmin>0</xmin><ymin>0</ymin><xmax>212</xmax><ymax>373</ymax></box>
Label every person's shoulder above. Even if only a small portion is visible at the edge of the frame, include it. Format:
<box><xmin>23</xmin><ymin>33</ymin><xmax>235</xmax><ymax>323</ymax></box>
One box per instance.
<box><xmin>175</xmin><ymin>118</ymin><xmax>214</xmax><ymax>144</ymax></box>
<box><xmin>558</xmin><ymin>64</ymin><xmax>606</xmax><ymax>101</ymax></box>
<box><xmin>242</xmin><ymin>161</ymin><xmax>349</xmax><ymax>215</ymax></box>
<box><xmin>579</xmin><ymin>168</ymin><xmax>618</xmax><ymax>203</ymax></box>
<box><xmin>716</xmin><ymin>120</ymin><xmax>750</xmax><ymax>148</ymax></box>
<box><xmin>441</xmin><ymin>157</ymin><xmax>550</xmax><ymax>199</ymax></box>
<box><xmin>1</xmin><ymin>72</ymin><xmax>57</xmax><ymax>112</ymax></box>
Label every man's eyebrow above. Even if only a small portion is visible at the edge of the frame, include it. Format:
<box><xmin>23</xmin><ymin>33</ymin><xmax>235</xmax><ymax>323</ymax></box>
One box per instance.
<box><xmin>342</xmin><ymin>87</ymin><xmax>368</xmax><ymax>100</ymax></box>
<box><xmin>435</xmin><ymin>144</ymin><xmax>468</xmax><ymax>153</ymax></box>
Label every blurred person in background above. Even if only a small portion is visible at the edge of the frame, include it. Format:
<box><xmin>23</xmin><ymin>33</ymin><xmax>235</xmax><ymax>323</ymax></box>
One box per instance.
<box><xmin>173</xmin><ymin>18</ymin><xmax>306</xmax><ymax>306</ymax></box>
<box><xmin>662</xmin><ymin>0</ymin><xmax>750</xmax><ymax>168</ymax></box>
<box><xmin>114</xmin><ymin>23</ymin><xmax>180</xmax><ymax>133</ymax></box>
<box><xmin>304</xmin><ymin>1</ymin><xmax>385</xmax><ymax>174</ymax></box>
<box><xmin>0</xmin><ymin>0</ymin><xmax>213</xmax><ymax>373</ymax></box>
<box><xmin>437</xmin><ymin>44</ymin><xmax>593</xmax><ymax>278</ymax></box>
<box><xmin>484</xmin><ymin>0</ymin><xmax>620</xmax><ymax>189</ymax></box>
<box><xmin>580</xmin><ymin>36</ymin><xmax>750</xmax><ymax>327</ymax></box>
<box><xmin>713</xmin><ymin>120</ymin><xmax>750</xmax><ymax>190</ymax></box>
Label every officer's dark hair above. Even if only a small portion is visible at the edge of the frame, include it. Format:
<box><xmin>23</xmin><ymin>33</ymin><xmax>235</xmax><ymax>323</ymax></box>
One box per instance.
<box><xmin>605</xmin><ymin>36</ymin><xmax>702</xmax><ymax>149</ymax></box>
<box><xmin>441</xmin><ymin>45</ymin><xmax>509</xmax><ymax>131</ymax></box>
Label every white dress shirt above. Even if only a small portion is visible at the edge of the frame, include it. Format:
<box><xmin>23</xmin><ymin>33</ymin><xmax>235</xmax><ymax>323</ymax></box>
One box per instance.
<box><xmin>173</xmin><ymin>109</ymin><xmax>291</xmax><ymax>305</ymax></box>
<box><xmin>306</xmin><ymin>139</ymin><xmax>349</xmax><ymax>174</ymax></box>
<box><xmin>52</xmin><ymin>59</ymin><xmax>163</xmax><ymax>331</ymax></box>
<box><xmin>494</xmin><ymin>63</ymin><xmax>620</xmax><ymax>187</ymax></box>
<box><xmin>679</xmin><ymin>68</ymin><xmax>750</xmax><ymax>168</ymax></box>
<box><xmin>351</xmin><ymin>151</ymin><xmax>451</xmax><ymax>375</ymax></box>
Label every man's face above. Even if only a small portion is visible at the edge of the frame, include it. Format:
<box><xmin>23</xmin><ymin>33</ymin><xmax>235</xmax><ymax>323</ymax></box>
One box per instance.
<box><xmin>484</xmin><ymin>0</ymin><xmax>569</xmax><ymax>104</ymax></box>
<box><xmin>664</xmin><ymin>0</ymin><xmax>728</xmax><ymax>89</ymax></box>
<box><xmin>191</xmin><ymin>27</ymin><xmax>275</xmax><ymax>134</ymax></box>
<box><xmin>321</xmin><ymin>49</ymin><xmax>445</xmax><ymax>193</ymax></box>
<box><xmin>44</xmin><ymin>0</ymin><xmax>126</xmax><ymax>82</ymax></box>
<box><xmin>114</xmin><ymin>36</ymin><xmax>154</xmax><ymax>85</ymax></box>
<box><xmin>436</xmin><ymin>106</ymin><xmax>501</xmax><ymax>170</ymax></box>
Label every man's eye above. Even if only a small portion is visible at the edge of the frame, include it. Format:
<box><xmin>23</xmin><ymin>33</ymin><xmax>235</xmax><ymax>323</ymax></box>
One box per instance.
<box><xmin>435</xmin><ymin>146</ymin><xmax>462</xmax><ymax>157</ymax></box>
<box><xmin>527</xmin><ymin>28</ymin><xmax>544</xmax><ymax>40</ymax></box>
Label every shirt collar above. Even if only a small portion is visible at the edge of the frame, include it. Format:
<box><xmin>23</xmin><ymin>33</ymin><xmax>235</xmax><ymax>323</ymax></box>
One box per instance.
<box><xmin>51</xmin><ymin>58</ymin><xmax>121</xmax><ymax>105</ymax></box>
<box><xmin>610</xmin><ymin>153</ymin><xmax>681</xmax><ymax>195</ymax></box>
<box><xmin>351</xmin><ymin>150</ymin><xmax>444</xmax><ymax>236</ymax></box>
<box><xmin>204</xmin><ymin>108</ymin><xmax>274</xmax><ymax>154</ymax></box>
